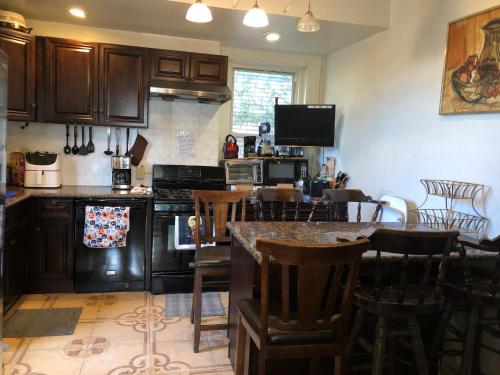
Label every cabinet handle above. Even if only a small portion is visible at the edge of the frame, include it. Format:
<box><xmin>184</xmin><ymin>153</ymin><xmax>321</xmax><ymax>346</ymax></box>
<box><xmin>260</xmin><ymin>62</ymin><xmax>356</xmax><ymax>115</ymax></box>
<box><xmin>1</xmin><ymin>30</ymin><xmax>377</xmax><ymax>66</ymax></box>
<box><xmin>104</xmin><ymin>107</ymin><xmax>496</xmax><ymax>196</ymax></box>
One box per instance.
<box><xmin>99</xmin><ymin>108</ymin><xmax>104</xmax><ymax>113</ymax></box>
<box><xmin>31</xmin><ymin>103</ymin><xmax>36</xmax><ymax>108</ymax></box>
<box><xmin>9</xmin><ymin>239</ymin><xmax>16</xmax><ymax>246</ymax></box>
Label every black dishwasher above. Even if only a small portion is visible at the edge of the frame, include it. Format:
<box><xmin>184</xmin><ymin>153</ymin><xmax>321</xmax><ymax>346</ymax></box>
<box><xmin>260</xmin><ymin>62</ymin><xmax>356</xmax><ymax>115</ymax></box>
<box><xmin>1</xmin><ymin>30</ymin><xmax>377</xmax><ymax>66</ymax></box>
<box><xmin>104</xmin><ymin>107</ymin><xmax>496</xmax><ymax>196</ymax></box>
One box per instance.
<box><xmin>74</xmin><ymin>198</ymin><xmax>146</xmax><ymax>292</ymax></box>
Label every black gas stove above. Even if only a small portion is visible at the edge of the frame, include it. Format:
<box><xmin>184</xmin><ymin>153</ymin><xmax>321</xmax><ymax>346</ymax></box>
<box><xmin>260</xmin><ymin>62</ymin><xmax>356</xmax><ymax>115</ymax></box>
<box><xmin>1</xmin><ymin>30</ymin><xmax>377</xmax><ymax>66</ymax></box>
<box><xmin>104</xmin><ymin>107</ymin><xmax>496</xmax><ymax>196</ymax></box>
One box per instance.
<box><xmin>151</xmin><ymin>164</ymin><xmax>226</xmax><ymax>294</ymax></box>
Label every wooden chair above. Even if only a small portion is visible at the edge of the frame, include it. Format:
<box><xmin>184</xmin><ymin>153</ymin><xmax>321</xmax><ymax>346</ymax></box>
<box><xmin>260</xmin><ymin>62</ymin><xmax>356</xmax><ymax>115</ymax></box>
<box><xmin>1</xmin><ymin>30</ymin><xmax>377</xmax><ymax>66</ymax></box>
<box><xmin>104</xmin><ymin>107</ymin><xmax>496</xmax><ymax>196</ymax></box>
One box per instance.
<box><xmin>308</xmin><ymin>189</ymin><xmax>383</xmax><ymax>222</ymax></box>
<box><xmin>190</xmin><ymin>190</ymin><xmax>249</xmax><ymax>353</ymax></box>
<box><xmin>346</xmin><ymin>228</ymin><xmax>459</xmax><ymax>375</ymax></box>
<box><xmin>430</xmin><ymin>235</ymin><xmax>500</xmax><ymax>375</ymax></box>
<box><xmin>235</xmin><ymin>236</ymin><xmax>371</xmax><ymax>375</ymax></box>
<box><xmin>257</xmin><ymin>188</ymin><xmax>304</xmax><ymax>221</ymax></box>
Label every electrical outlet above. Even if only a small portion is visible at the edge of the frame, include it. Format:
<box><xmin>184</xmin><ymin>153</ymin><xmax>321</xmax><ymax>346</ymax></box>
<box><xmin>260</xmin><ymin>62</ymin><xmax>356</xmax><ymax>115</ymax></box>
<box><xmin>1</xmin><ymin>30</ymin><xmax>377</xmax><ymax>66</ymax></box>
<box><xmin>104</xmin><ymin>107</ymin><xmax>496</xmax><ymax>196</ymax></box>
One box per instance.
<box><xmin>137</xmin><ymin>164</ymin><xmax>145</xmax><ymax>180</ymax></box>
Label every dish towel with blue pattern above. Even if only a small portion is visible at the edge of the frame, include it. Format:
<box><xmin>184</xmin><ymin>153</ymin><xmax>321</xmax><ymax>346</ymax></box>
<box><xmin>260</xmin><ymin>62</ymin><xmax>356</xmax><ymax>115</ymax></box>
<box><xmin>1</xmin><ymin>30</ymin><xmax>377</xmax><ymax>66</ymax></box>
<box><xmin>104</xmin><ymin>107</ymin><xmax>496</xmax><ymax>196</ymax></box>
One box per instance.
<box><xmin>84</xmin><ymin>206</ymin><xmax>130</xmax><ymax>248</ymax></box>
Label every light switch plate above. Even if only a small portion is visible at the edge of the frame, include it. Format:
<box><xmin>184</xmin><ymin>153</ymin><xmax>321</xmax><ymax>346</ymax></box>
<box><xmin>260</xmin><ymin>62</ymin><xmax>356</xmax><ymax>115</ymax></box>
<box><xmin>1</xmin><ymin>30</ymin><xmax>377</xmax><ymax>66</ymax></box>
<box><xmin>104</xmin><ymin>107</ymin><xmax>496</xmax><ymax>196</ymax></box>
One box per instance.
<box><xmin>137</xmin><ymin>165</ymin><xmax>145</xmax><ymax>180</ymax></box>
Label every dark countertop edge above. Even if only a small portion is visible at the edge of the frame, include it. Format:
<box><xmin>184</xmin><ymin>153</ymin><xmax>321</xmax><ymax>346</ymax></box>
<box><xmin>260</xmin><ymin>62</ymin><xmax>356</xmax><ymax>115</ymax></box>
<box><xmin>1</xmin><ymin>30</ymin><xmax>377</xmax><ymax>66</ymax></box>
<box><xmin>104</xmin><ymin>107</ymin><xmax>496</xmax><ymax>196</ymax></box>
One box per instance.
<box><xmin>5</xmin><ymin>185</ymin><xmax>153</xmax><ymax>208</ymax></box>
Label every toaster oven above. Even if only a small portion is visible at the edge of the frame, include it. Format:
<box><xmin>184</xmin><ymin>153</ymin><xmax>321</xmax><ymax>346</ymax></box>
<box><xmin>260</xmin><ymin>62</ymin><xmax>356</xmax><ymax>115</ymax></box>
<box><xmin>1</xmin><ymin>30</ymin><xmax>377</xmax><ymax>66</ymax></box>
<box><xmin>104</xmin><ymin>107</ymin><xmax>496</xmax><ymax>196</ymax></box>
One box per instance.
<box><xmin>224</xmin><ymin>159</ymin><xmax>263</xmax><ymax>184</ymax></box>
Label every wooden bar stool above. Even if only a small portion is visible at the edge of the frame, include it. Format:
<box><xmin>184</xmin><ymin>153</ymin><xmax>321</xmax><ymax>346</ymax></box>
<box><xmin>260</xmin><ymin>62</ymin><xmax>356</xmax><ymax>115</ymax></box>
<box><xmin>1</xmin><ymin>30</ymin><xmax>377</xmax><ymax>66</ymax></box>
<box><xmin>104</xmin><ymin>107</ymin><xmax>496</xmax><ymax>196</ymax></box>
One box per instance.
<box><xmin>190</xmin><ymin>190</ymin><xmax>249</xmax><ymax>353</ymax></box>
<box><xmin>257</xmin><ymin>188</ymin><xmax>304</xmax><ymax>221</ymax></box>
<box><xmin>430</xmin><ymin>235</ymin><xmax>500</xmax><ymax>375</ymax></box>
<box><xmin>309</xmin><ymin>189</ymin><xmax>384</xmax><ymax>222</ymax></box>
<box><xmin>235</xmin><ymin>236</ymin><xmax>370</xmax><ymax>375</ymax></box>
<box><xmin>346</xmin><ymin>228</ymin><xmax>459</xmax><ymax>375</ymax></box>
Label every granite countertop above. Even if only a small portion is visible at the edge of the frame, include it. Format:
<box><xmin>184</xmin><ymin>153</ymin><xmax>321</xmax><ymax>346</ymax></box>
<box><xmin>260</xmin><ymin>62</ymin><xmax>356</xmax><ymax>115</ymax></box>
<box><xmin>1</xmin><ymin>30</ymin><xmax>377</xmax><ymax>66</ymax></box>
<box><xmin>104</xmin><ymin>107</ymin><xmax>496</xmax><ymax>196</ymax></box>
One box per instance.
<box><xmin>5</xmin><ymin>185</ymin><xmax>153</xmax><ymax>208</ymax></box>
<box><xmin>227</xmin><ymin>221</ymin><xmax>494</xmax><ymax>264</ymax></box>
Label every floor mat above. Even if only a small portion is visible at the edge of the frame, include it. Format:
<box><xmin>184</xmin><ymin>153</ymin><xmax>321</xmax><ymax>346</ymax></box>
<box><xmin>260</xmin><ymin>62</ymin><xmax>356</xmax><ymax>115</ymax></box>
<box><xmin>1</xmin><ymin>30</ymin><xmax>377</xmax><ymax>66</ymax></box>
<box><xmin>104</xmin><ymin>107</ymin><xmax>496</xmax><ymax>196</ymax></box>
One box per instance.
<box><xmin>165</xmin><ymin>293</ymin><xmax>225</xmax><ymax>317</ymax></box>
<box><xmin>4</xmin><ymin>308</ymin><xmax>82</xmax><ymax>338</ymax></box>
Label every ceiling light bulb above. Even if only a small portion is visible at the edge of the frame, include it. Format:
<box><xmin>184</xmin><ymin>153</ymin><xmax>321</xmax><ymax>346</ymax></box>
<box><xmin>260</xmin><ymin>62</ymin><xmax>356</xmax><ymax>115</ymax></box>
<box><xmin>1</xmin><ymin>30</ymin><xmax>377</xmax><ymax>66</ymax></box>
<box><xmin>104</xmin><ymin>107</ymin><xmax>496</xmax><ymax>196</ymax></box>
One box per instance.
<box><xmin>243</xmin><ymin>1</ymin><xmax>269</xmax><ymax>28</ymax></box>
<box><xmin>186</xmin><ymin>0</ymin><xmax>213</xmax><ymax>23</ymax></box>
<box><xmin>69</xmin><ymin>7</ymin><xmax>86</xmax><ymax>19</ymax></box>
<box><xmin>297</xmin><ymin>1</ymin><xmax>320</xmax><ymax>32</ymax></box>
<box><xmin>265</xmin><ymin>32</ymin><xmax>281</xmax><ymax>42</ymax></box>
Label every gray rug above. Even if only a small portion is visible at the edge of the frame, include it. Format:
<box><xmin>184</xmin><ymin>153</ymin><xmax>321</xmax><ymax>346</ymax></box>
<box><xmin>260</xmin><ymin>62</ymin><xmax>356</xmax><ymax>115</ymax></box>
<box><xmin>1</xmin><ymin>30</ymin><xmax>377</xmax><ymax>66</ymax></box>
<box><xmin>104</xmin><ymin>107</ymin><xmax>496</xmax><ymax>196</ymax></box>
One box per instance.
<box><xmin>4</xmin><ymin>308</ymin><xmax>82</xmax><ymax>338</ymax></box>
<box><xmin>165</xmin><ymin>293</ymin><xmax>225</xmax><ymax>318</ymax></box>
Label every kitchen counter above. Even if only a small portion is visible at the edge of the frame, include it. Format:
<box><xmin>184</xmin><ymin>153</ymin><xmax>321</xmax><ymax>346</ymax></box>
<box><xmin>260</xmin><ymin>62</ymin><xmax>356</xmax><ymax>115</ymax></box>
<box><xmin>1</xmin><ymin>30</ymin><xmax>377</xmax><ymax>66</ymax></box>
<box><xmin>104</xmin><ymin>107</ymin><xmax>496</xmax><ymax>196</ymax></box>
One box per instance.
<box><xmin>227</xmin><ymin>221</ymin><xmax>493</xmax><ymax>263</ymax></box>
<box><xmin>5</xmin><ymin>185</ymin><xmax>153</xmax><ymax>208</ymax></box>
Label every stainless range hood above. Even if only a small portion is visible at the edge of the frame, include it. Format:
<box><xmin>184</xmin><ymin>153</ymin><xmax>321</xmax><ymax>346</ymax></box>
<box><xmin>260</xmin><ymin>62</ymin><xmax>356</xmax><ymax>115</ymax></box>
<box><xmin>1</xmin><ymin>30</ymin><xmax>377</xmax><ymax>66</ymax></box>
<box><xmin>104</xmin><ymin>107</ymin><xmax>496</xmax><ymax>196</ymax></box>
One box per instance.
<box><xmin>149</xmin><ymin>80</ymin><xmax>231</xmax><ymax>104</ymax></box>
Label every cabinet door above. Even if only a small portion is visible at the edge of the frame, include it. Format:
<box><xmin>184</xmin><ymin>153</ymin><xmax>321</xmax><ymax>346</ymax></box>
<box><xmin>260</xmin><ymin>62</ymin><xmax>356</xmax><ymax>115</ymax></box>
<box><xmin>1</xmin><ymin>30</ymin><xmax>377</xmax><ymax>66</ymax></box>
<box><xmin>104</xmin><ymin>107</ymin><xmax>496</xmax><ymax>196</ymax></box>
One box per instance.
<box><xmin>40</xmin><ymin>37</ymin><xmax>98</xmax><ymax>124</ymax></box>
<box><xmin>189</xmin><ymin>53</ymin><xmax>228</xmax><ymax>85</ymax></box>
<box><xmin>32</xmin><ymin>219</ymin><xmax>74</xmax><ymax>292</ymax></box>
<box><xmin>0</xmin><ymin>28</ymin><xmax>35</xmax><ymax>121</ymax></box>
<box><xmin>150</xmin><ymin>49</ymin><xmax>190</xmax><ymax>81</ymax></box>
<box><xmin>99</xmin><ymin>44</ymin><xmax>148</xmax><ymax>127</ymax></box>
<box><xmin>4</xmin><ymin>222</ymin><xmax>29</xmax><ymax>311</ymax></box>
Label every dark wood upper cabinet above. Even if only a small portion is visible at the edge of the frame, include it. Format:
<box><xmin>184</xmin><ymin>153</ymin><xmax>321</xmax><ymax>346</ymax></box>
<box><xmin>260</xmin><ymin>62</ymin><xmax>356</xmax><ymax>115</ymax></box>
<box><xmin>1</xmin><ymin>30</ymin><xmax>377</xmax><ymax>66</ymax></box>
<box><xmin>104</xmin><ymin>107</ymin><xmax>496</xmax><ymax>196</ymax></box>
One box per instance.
<box><xmin>99</xmin><ymin>44</ymin><xmax>148</xmax><ymax>127</ymax></box>
<box><xmin>151</xmin><ymin>49</ymin><xmax>190</xmax><ymax>81</ymax></box>
<box><xmin>0</xmin><ymin>28</ymin><xmax>35</xmax><ymax>122</ymax></box>
<box><xmin>189</xmin><ymin>53</ymin><xmax>228</xmax><ymax>85</ymax></box>
<box><xmin>39</xmin><ymin>37</ymin><xmax>98</xmax><ymax>124</ymax></box>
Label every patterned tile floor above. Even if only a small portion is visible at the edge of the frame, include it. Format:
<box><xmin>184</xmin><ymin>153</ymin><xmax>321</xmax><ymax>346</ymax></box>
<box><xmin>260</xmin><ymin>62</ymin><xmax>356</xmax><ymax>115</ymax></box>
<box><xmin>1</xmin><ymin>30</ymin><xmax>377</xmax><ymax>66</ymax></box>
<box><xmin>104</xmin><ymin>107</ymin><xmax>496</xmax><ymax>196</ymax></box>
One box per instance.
<box><xmin>3</xmin><ymin>292</ymin><xmax>234</xmax><ymax>375</ymax></box>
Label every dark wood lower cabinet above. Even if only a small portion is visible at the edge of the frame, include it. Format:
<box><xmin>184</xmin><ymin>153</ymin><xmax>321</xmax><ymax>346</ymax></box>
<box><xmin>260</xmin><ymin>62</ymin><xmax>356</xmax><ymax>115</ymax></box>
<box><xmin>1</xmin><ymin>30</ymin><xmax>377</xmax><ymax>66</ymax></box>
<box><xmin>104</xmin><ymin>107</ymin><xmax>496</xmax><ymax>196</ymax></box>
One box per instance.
<box><xmin>30</xmin><ymin>199</ymin><xmax>74</xmax><ymax>292</ymax></box>
<box><xmin>4</xmin><ymin>220</ymin><xmax>30</xmax><ymax>311</ymax></box>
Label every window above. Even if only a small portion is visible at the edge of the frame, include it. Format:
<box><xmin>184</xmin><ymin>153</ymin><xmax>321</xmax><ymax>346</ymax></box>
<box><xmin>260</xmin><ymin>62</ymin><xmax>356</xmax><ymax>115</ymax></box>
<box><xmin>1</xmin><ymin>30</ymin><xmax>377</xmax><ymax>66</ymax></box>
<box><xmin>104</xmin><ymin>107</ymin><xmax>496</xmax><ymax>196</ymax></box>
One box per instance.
<box><xmin>231</xmin><ymin>69</ymin><xmax>295</xmax><ymax>135</ymax></box>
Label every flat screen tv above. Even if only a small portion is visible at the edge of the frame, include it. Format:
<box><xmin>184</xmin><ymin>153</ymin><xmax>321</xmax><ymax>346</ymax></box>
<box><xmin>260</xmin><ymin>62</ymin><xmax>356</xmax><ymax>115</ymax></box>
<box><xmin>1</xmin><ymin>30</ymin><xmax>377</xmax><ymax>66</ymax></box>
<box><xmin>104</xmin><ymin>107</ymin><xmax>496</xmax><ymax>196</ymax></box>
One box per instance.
<box><xmin>274</xmin><ymin>104</ymin><xmax>335</xmax><ymax>147</ymax></box>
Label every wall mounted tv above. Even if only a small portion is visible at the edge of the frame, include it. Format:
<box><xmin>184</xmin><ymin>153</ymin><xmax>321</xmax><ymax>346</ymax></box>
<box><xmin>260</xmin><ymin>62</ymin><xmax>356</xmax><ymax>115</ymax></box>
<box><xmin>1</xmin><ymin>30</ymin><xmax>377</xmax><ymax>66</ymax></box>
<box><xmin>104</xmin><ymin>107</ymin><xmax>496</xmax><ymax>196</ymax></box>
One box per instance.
<box><xmin>274</xmin><ymin>104</ymin><xmax>335</xmax><ymax>147</ymax></box>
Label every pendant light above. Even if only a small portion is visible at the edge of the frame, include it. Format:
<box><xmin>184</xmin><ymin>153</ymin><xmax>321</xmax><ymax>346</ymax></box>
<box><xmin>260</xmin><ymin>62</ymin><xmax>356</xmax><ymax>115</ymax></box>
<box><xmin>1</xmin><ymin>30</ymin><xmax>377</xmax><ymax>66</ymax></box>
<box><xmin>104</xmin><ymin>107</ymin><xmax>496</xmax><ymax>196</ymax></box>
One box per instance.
<box><xmin>243</xmin><ymin>1</ymin><xmax>269</xmax><ymax>28</ymax></box>
<box><xmin>186</xmin><ymin>0</ymin><xmax>213</xmax><ymax>23</ymax></box>
<box><xmin>297</xmin><ymin>0</ymin><xmax>320</xmax><ymax>32</ymax></box>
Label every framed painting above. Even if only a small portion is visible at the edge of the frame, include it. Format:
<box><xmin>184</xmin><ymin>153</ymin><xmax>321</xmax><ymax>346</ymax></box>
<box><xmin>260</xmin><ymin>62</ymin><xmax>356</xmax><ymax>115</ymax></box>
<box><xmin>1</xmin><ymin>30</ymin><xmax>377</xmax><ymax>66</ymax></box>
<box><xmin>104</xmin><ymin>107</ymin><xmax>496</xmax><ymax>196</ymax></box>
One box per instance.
<box><xmin>440</xmin><ymin>6</ymin><xmax>500</xmax><ymax>114</ymax></box>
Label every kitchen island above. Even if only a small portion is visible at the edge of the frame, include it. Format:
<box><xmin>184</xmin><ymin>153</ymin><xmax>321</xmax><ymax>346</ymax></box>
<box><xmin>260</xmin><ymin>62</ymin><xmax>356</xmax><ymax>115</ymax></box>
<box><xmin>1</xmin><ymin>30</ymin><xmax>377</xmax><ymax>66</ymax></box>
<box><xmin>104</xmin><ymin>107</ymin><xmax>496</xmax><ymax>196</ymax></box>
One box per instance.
<box><xmin>226</xmin><ymin>221</ymin><xmax>491</xmax><ymax>374</ymax></box>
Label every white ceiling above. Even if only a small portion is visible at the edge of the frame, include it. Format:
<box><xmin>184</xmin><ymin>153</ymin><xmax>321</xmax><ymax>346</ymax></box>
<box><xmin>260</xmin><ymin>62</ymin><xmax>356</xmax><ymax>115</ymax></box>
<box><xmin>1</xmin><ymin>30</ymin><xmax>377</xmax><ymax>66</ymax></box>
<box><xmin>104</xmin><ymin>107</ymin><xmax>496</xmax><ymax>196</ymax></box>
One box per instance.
<box><xmin>1</xmin><ymin>0</ymin><xmax>389</xmax><ymax>55</ymax></box>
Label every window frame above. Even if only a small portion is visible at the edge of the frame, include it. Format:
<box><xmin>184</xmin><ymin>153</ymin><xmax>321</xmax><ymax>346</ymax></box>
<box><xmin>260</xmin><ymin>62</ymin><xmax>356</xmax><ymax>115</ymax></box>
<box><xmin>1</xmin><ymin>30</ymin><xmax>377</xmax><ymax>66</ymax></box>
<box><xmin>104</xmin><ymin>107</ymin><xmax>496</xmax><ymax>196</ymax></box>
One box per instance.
<box><xmin>230</xmin><ymin>66</ymin><xmax>299</xmax><ymax>137</ymax></box>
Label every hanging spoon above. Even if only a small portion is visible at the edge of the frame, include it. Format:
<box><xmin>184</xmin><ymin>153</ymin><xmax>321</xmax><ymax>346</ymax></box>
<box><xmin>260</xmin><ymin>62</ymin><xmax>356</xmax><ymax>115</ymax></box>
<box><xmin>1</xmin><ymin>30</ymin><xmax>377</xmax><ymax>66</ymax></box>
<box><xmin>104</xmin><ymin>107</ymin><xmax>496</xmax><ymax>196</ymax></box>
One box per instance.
<box><xmin>87</xmin><ymin>126</ymin><xmax>95</xmax><ymax>153</ymax></box>
<box><xmin>63</xmin><ymin>123</ymin><xmax>71</xmax><ymax>154</ymax></box>
<box><xmin>79</xmin><ymin>125</ymin><xmax>88</xmax><ymax>155</ymax></box>
<box><xmin>72</xmin><ymin>125</ymin><xmax>79</xmax><ymax>155</ymax></box>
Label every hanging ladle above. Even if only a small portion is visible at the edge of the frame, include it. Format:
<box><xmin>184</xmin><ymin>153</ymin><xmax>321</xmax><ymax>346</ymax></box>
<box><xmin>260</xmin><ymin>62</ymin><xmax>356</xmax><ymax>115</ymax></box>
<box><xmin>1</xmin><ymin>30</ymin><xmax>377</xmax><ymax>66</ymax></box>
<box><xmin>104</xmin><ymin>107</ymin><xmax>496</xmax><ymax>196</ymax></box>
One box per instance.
<box><xmin>63</xmin><ymin>123</ymin><xmax>71</xmax><ymax>155</ymax></box>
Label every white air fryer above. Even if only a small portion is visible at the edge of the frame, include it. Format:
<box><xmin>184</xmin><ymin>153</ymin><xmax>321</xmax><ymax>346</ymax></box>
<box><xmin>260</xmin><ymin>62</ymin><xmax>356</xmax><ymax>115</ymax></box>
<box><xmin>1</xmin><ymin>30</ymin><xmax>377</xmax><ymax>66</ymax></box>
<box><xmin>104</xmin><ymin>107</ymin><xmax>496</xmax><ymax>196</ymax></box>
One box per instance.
<box><xmin>24</xmin><ymin>152</ymin><xmax>62</xmax><ymax>188</ymax></box>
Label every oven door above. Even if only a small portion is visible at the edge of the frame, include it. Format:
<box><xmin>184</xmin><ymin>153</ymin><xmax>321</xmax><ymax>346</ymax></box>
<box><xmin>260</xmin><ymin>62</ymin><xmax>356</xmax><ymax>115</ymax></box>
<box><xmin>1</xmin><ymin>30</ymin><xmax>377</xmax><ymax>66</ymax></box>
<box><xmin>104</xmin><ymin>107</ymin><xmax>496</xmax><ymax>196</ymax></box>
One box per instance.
<box><xmin>152</xmin><ymin>210</ymin><xmax>215</xmax><ymax>293</ymax></box>
<box><xmin>264</xmin><ymin>160</ymin><xmax>299</xmax><ymax>184</ymax></box>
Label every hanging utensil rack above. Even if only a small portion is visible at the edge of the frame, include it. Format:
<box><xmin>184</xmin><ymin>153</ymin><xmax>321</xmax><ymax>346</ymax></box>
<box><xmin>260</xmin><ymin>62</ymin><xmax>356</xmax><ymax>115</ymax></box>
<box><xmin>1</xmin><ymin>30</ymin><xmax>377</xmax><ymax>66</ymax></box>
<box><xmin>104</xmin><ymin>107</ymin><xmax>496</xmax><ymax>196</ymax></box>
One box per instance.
<box><xmin>414</xmin><ymin>179</ymin><xmax>488</xmax><ymax>236</ymax></box>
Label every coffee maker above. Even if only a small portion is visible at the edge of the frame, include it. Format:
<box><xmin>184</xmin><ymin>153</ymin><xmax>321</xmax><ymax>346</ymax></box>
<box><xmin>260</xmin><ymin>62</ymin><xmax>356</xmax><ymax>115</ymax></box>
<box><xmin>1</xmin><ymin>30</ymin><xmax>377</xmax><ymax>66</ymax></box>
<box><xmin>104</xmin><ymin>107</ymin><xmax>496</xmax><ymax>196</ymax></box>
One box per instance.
<box><xmin>112</xmin><ymin>156</ymin><xmax>131</xmax><ymax>190</ymax></box>
<box><xmin>243</xmin><ymin>136</ymin><xmax>257</xmax><ymax>157</ymax></box>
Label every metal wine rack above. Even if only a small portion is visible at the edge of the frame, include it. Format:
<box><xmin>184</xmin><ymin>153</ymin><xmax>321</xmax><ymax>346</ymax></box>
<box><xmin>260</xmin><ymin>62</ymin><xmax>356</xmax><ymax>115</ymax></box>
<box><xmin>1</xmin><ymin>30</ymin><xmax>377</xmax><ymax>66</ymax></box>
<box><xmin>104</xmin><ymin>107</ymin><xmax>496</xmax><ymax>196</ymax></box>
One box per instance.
<box><xmin>414</xmin><ymin>179</ymin><xmax>488</xmax><ymax>236</ymax></box>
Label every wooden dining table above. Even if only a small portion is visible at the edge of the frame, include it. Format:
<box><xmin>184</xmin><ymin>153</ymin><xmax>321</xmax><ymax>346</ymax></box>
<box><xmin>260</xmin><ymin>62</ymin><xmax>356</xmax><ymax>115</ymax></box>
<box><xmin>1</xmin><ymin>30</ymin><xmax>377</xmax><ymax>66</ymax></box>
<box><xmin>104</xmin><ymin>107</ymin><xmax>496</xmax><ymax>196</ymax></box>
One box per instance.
<box><xmin>225</xmin><ymin>221</ymin><xmax>493</xmax><ymax>374</ymax></box>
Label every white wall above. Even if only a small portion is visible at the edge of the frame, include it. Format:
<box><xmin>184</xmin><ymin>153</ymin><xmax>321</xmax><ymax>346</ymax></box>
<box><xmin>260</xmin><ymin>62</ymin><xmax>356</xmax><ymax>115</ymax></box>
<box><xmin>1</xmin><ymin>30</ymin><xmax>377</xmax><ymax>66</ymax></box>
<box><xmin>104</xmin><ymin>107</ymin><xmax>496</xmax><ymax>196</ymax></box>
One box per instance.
<box><xmin>323</xmin><ymin>0</ymin><xmax>500</xmax><ymax>237</ymax></box>
<box><xmin>6</xmin><ymin>20</ymin><xmax>322</xmax><ymax>185</ymax></box>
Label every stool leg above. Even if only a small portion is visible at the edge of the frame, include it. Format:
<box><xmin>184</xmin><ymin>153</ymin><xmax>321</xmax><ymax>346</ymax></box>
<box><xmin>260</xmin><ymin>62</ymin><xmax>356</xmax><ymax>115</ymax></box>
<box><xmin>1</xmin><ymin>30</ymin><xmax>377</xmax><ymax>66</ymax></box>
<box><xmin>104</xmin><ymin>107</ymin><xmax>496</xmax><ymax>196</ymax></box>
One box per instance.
<box><xmin>372</xmin><ymin>316</ymin><xmax>387</xmax><ymax>375</ymax></box>
<box><xmin>346</xmin><ymin>308</ymin><xmax>365</xmax><ymax>364</ymax></box>
<box><xmin>461</xmin><ymin>306</ymin><xmax>479</xmax><ymax>375</ymax></box>
<box><xmin>193</xmin><ymin>269</ymin><xmax>203</xmax><ymax>353</ymax></box>
<box><xmin>258</xmin><ymin>350</ymin><xmax>266</xmax><ymax>375</ymax></box>
<box><xmin>190</xmin><ymin>288</ymin><xmax>195</xmax><ymax>324</ymax></box>
<box><xmin>408</xmin><ymin>318</ymin><xmax>429</xmax><ymax>375</ymax></box>
<box><xmin>335</xmin><ymin>354</ymin><xmax>346</xmax><ymax>375</ymax></box>
<box><xmin>472</xmin><ymin>309</ymin><xmax>483</xmax><ymax>375</ymax></box>
<box><xmin>429</xmin><ymin>299</ymin><xmax>456</xmax><ymax>371</ymax></box>
<box><xmin>235</xmin><ymin>313</ymin><xmax>247</xmax><ymax>375</ymax></box>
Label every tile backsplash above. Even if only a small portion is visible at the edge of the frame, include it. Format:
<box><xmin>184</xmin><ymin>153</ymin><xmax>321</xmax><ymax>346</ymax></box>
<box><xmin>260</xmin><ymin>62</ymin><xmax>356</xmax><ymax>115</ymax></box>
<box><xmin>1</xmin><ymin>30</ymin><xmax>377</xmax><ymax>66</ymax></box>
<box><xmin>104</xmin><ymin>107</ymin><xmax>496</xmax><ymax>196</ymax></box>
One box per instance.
<box><xmin>6</xmin><ymin>100</ymin><xmax>221</xmax><ymax>186</ymax></box>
